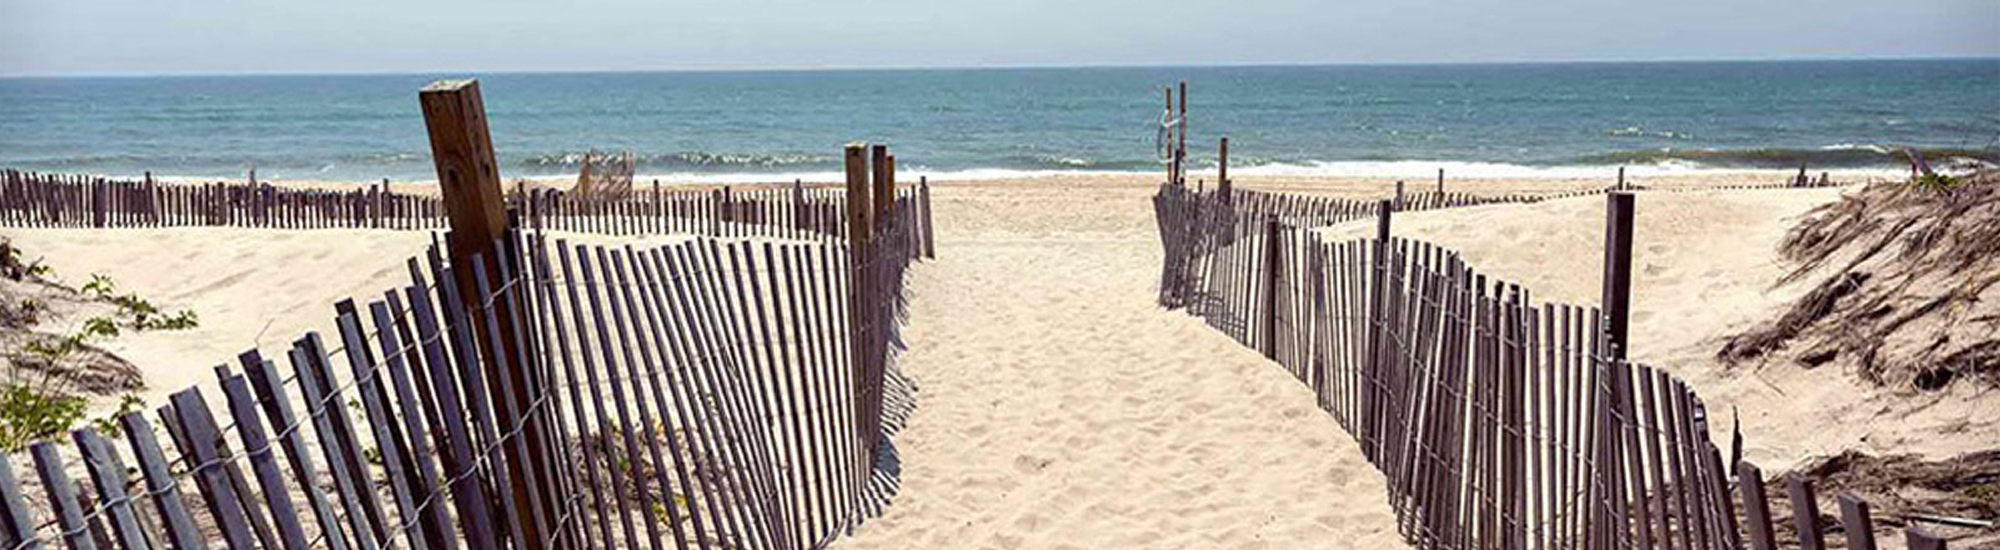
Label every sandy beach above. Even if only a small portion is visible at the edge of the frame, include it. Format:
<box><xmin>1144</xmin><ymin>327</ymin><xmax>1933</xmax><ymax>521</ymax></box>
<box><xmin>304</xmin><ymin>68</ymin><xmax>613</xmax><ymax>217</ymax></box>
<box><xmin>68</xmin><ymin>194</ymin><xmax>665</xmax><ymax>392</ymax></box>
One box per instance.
<box><xmin>11</xmin><ymin>168</ymin><xmax>1989</xmax><ymax>548</ymax></box>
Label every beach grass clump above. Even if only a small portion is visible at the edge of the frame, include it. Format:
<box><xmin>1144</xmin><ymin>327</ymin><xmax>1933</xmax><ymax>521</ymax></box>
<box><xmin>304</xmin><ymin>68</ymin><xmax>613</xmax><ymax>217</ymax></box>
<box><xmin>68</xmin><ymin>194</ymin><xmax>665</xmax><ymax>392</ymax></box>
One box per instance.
<box><xmin>0</xmin><ymin>240</ymin><xmax>167</xmax><ymax>449</ymax></box>
<box><xmin>1720</xmin><ymin>170</ymin><xmax>2000</xmax><ymax>390</ymax></box>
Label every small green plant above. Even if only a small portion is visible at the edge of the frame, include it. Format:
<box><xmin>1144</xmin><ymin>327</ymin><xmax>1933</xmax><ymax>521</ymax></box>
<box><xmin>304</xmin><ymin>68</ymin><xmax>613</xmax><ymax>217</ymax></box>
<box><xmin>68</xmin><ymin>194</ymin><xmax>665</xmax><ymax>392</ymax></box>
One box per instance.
<box><xmin>0</xmin><ymin>383</ymin><xmax>88</xmax><ymax>451</ymax></box>
<box><xmin>82</xmin><ymin>274</ymin><xmax>199</xmax><ymax>331</ymax></box>
<box><xmin>87</xmin><ymin>394</ymin><xmax>145</xmax><ymax>437</ymax></box>
<box><xmin>1913</xmin><ymin>173</ymin><xmax>1961</xmax><ymax>193</ymax></box>
<box><xmin>81</xmin><ymin>274</ymin><xmax>116</xmax><ymax>298</ymax></box>
<box><xmin>1</xmin><ymin>317</ymin><xmax>124</xmax><ymax>450</ymax></box>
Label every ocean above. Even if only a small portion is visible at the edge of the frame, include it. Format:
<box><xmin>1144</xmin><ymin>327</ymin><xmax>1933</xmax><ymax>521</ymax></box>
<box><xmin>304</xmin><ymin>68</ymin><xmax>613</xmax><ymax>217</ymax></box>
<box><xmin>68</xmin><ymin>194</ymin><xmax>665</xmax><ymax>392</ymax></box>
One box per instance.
<box><xmin>1</xmin><ymin>59</ymin><xmax>1995</xmax><ymax>183</ymax></box>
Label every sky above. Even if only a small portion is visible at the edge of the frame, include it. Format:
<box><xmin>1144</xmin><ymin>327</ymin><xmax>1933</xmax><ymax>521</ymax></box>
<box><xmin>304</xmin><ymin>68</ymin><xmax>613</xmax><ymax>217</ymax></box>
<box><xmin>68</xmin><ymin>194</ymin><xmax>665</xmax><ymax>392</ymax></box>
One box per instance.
<box><xmin>2</xmin><ymin>0</ymin><xmax>1997</xmax><ymax>76</ymax></box>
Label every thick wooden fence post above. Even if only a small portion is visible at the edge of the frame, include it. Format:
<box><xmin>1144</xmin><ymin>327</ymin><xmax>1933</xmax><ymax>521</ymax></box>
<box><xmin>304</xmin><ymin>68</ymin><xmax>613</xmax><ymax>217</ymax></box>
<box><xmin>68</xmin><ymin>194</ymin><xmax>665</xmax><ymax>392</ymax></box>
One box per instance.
<box><xmin>919</xmin><ymin>177</ymin><xmax>935</xmax><ymax>259</ymax></box>
<box><xmin>1739</xmin><ymin>461</ymin><xmax>1777</xmax><ymax>550</ymax></box>
<box><xmin>1788</xmin><ymin>474</ymin><xmax>1826</xmax><ymax>550</ymax></box>
<box><xmin>1603</xmin><ymin>192</ymin><xmax>1634</xmax><ymax>359</ymax></box>
<box><xmin>1164</xmin><ymin>87</ymin><xmax>1177</xmax><ymax>185</ymax></box>
<box><xmin>1361</xmin><ymin>199</ymin><xmax>1391</xmax><ymax>459</ymax></box>
<box><xmin>1177</xmin><ymin>81</ymin><xmax>1187</xmax><ymax>186</ymax></box>
<box><xmin>1839</xmin><ymin>493</ymin><xmax>1878</xmax><ymax>550</ymax></box>
<box><xmin>871</xmin><ymin>146</ymin><xmax>893</xmax><ymax>229</ymax></box>
<box><xmin>418</xmin><ymin>79</ymin><xmax>554</xmax><ymax>550</ymax></box>
<box><xmin>1261</xmin><ymin>216</ymin><xmax>1281</xmax><ymax>359</ymax></box>
<box><xmin>1437</xmin><ymin>168</ymin><xmax>1445</xmax><ymax>194</ymax></box>
<box><xmin>843</xmin><ymin>142</ymin><xmax>875</xmax><ymax>461</ymax></box>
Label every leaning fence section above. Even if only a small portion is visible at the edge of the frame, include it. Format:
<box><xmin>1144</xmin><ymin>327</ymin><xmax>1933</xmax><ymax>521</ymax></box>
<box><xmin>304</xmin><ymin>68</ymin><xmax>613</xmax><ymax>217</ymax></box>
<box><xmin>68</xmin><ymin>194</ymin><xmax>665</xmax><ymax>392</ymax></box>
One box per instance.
<box><xmin>0</xmin><ymin>185</ymin><xmax>929</xmax><ymax>550</ymax></box>
<box><xmin>1154</xmin><ymin>184</ymin><xmax>1952</xmax><ymax>550</ymax></box>
<box><xmin>0</xmin><ymin>170</ymin><xmax>939</xmax><ymax>246</ymax></box>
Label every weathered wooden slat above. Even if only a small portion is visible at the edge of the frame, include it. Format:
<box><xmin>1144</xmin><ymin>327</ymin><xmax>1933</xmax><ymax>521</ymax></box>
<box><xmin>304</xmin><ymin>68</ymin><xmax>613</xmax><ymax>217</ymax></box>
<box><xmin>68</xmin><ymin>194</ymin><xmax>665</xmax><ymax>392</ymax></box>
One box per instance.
<box><xmin>238</xmin><ymin>353</ymin><xmax>350</xmax><ymax>550</ymax></box>
<box><xmin>29</xmin><ymin>442</ymin><xmax>95</xmax><ymax>550</ymax></box>
<box><xmin>218</xmin><ymin>373</ymin><xmax>313</xmax><ymax>550</ymax></box>
<box><xmin>1787</xmin><ymin>474</ymin><xmax>1825</xmax><ymax>550</ymax></box>
<box><xmin>466</xmin><ymin>256</ymin><xmax>560</xmax><ymax>549</ymax></box>
<box><xmin>401</xmin><ymin>262</ymin><xmax>502</xmax><ymax>550</ymax></box>
<box><xmin>599</xmin><ymin>248</ymin><xmax>697</xmax><ymax>549</ymax></box>
<box><xmin>366</xmin><ymin>300</ymin><xmax>459</xmax><ymax>550</ymax></box>
<box><xmin>1737</xmin><ymin>461</ymin><xmax>1776</xmax><ymax>550</ymax></box>
<box><xmin>632</xmin><ymin>246</ymin><xmax>752</xmax><ymax>548</ymax></box>
<box><xmin>331</xmin><ymin>303</ymin><xmax>432</xmax><ymax>550</ymax></box>
<box><xmin>522</xmin><ymin>235</ymin><xmax>605</xmax><ymax>550</ymax></box>
<box><xmin>1838</xmin><ymin>493</ymin><xmax>1877</xmax><ymax>550</ymax></box>
<box><xmin>281</xmin><ymin>340</ymin><xmax>384</xmax><ymax>550</ymax></box>
<box><xmin>655</xmin><ymin>244</ymin><xmax>777</xmax><ymax>550</ymax></box>
<box><xmin>571</xmin><ymin>245</ymin><xmax>664</xmax><ymax>550</ymax></box>
<box><xmin>165</xmin><ymin>390</ymin><xmax>260</xmax><ymax>550</ymax></box>
<box><xmin>0</xmin><ymin>452</ymin><xmax>45</xmax><ymax>550</ymax></box>
<box><xmin>116</xmin><ymin>414</ymin><xmax>203</xmax><ymax>550</ymax></box>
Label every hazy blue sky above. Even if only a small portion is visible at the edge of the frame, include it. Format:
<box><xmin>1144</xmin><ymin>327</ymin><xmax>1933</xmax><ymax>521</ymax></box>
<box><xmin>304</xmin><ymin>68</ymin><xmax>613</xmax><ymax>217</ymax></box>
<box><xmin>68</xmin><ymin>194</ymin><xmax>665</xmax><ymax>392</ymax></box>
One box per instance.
<box><xmin>3</xmin><ymin>0</ymin><xmax>1996</xmax><ymax>76</ymax></box>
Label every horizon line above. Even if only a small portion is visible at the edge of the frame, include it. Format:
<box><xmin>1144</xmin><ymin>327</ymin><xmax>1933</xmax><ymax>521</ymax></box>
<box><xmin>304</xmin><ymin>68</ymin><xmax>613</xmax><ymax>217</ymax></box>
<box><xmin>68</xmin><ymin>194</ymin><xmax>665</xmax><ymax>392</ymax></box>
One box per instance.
<box><xmin>3</xmin><ymin>54</ymin><xmax>1995</xmax><ymax>80</ymax></box>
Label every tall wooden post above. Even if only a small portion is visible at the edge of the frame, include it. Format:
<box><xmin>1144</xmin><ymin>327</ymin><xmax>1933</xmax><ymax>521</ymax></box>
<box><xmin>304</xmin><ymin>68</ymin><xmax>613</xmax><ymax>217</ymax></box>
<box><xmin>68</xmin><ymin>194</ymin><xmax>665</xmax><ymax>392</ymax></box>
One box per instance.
<box><xmin>871</xmin><ymin>146</ymin><xmax>893</xmax><ymax>228</ymax></box>
<box><xmin>843</xmin><ymin>143</ymin><xmax>875</xmax><ymax>471</ymax></box>
<box><xmin>1839</xmin><ymin>494</ymin><xmax>1878</xmax><ymax>550</ymax></box>
<box><xmin>1395</xmin><ymin>181</ymin><xmax>1405</xmax><ymax>210</ymax></box>
<box><xmin>1361</xmin><ymin>199</ymin><xmax>1391</xmax><ymax>459</ymax></box>
<box><xmin>1260</xmin><ymin>216</ymin><xmax>1281</xmax><ymax>359</ymax></box>
<box><xmin>1739</xmin><ymin>462</ymin><xmax>1777</xmax><ymax>550</ymax></box>
<box><xmin>1437</xmin><ymin>168</ymin><xmax>1445</xmax><ymax>194</ymax></box>
<box><xmin>1164</xmin><ymin>87</ymin><xmax>1177</xmax><ymax>185</ymax></box>
<box><xmin>919</xmin><ymin>176</ymin><xmax>935</xmax><ymax>259</ymax></box>
<box><xmin>846</xmin><ymin>146</ymin><xmax>872</xmax><ymax>241</ymax></box>
<box><xmin>417</xmin><ymin>79</ymin><xmax>553</xmax><ymax>550</ymax></box>
<box><xmin>1177</xmin><ymin>81</ymin><xmax>1187</xmax><ymax>186</ymax></box>
<box><xmin>1788</xmin><ymin>474</ymin><xmax>1826</xmax><ymax>550</ymax></box>
<box><xmin>1602</xmin><ymin>192</ymin><xmax>1635</xmax><ymax>359</ymax></box>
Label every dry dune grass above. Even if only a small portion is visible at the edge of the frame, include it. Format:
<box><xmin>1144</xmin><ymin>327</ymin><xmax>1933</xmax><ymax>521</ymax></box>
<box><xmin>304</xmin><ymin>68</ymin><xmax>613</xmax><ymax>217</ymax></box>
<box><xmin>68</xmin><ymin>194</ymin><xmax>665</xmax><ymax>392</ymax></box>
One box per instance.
<box><xmin>1721</xmin><ymin>172</ymin><xmax>2000</xmax><ymax>391</ymax></box>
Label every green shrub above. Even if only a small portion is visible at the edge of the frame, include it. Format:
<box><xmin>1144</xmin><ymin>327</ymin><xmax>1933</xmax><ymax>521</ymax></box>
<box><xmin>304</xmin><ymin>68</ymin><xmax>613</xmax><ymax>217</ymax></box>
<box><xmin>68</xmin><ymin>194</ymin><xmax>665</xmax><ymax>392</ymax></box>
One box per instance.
<box><xmin>2</xmin><ymin>317</ymin><xmax>126</xmax><ymax>449</ymax></box>
<box><xmin>0</xmin><ymin>383</ymin><xmax>88</xmax><ymax>451</ymax></box>
<box><xmin>1912</xmin><ymin>173</ymin><xmax>1961</xmax><ymax>193</ymax></box>
<box><xmin>83</xmin><ymin>274</ymin><xmax>199</xmax><ymax>331</ymax></box>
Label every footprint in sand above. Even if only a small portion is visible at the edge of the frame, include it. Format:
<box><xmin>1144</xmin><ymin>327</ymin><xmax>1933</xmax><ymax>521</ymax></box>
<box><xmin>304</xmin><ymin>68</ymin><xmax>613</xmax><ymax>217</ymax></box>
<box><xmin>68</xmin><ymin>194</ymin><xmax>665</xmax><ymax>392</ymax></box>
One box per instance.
<box><xmin>1013</xmin><ymin>454</ymin><xmax>1053</xmax><ymax>474</ymax></box>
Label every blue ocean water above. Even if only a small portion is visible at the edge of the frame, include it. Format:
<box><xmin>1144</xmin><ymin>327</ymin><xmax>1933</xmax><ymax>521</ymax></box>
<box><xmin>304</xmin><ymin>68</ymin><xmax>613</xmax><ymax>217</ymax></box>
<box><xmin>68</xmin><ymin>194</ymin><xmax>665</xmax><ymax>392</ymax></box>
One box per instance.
<box><xmin>0</xmin><ymin>60</ymin><xmax>1995</xmax><ymax>183</ymax></box>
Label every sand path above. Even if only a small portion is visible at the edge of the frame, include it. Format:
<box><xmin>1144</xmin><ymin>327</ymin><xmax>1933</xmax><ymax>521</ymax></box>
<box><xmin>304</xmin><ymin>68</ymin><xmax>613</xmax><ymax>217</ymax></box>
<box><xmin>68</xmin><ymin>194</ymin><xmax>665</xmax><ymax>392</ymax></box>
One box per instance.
<box><xmin>835</xmin><ymin>180</ymin><xmax>1405</xmax><ymax>550</ymax></box>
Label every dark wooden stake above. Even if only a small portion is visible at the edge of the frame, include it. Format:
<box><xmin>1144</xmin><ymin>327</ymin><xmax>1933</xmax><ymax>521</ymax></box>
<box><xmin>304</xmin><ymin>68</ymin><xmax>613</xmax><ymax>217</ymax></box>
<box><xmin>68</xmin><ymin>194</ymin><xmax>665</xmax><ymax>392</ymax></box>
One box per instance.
<box><xmin>1177</xmin><ymin>81</ymin><xmax>1188</xmax><ymax>186</ymax></box>
<box><xmin>871</xmin><ymin>146</ymin><xmax>893</xmax><ymax>229</ymax></box>
<box><xmin>1361</xmin><ymin>199</ymin><xmax>1391</xmax><ymax>456</ymax></box>
<box><xmin>417</xmin><ymin>78</ymin><xmax>553</xmax><ymax>550</ymax></box>
<box><xmin>1739</xmin><ymin>461</ymin><xmax>1776</xmax><ymax>550</ymax></box>
<box><xmin>1602</xmin><ymin>192</ymin><xmax>1634</xmax><ymax>359</ymax></box>
<box><xmin>1789</xmin><ymin>473</ymin><xmax>1826</xmax><ymax>550</ymax></box>
<box><xmin>1261</xmin><ymin>216</ymin><xmax>1281</xmax><ymax>359</ymax></box>
<box><xmin>1164</xmin><ymin>87</ymin><xmax>1177</xmax><ymax>185</ymax></box>
<box><xmin>1839</xmin><ymin>493</ymin><xmax>1879</xmax><ymax>550</ymax></box>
